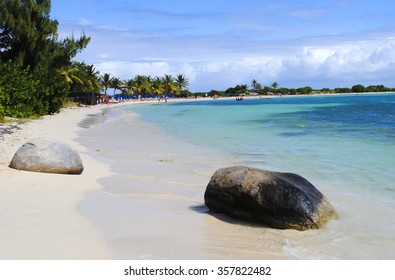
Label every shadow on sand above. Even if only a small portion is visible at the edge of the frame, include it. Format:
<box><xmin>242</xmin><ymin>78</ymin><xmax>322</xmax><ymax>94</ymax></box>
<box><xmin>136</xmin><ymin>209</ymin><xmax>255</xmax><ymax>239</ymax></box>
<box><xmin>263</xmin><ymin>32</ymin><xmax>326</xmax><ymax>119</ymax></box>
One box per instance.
<box><xmin>189</xmin><ymin>203</ymin><xmax>270</xmax><ymax>229</ymax></box>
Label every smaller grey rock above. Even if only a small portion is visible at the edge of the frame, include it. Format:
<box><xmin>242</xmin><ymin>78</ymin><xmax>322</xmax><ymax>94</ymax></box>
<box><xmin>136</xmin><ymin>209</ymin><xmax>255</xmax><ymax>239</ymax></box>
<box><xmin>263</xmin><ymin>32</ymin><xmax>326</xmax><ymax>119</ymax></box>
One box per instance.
<box><xmin>9</xmin><ymin>138</ymin><xmax>84</xmax><ymax>174</ymax></box>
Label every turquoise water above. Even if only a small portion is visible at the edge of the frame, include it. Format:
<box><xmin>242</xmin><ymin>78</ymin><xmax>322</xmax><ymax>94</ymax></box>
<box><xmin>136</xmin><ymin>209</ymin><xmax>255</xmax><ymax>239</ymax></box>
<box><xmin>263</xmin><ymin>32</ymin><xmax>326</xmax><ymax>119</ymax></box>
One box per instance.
<box><xmin>131</xmin><ymin>94</ymin><xmax>395</xmax><ymax>198</ymax></box>
<box><xmin>79</xmin><ymin>93</ymin><xmax>395</xmax><ymax>259</ymax></box>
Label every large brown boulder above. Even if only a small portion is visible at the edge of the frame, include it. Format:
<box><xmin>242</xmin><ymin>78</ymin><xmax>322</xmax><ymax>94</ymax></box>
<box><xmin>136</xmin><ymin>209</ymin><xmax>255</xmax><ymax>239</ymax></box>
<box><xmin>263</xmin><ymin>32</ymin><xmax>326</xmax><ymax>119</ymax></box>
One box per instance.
<box><xmin>9</xmin><ymin>138</ymin><xmax>84</xmax><ymax>175</ymax></box>
<box><xmin>204</xmin><ymin>166</ymin><xmax>338</xmax><ymax>230</ymax></box>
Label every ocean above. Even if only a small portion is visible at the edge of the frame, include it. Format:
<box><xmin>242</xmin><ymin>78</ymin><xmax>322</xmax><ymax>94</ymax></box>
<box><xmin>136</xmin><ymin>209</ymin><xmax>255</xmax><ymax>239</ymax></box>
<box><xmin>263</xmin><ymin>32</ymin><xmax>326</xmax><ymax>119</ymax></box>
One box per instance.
<box><xmin>78</xmin><ymin>93</ymin><xmax>395</xmax><ymax>259</ymax></box>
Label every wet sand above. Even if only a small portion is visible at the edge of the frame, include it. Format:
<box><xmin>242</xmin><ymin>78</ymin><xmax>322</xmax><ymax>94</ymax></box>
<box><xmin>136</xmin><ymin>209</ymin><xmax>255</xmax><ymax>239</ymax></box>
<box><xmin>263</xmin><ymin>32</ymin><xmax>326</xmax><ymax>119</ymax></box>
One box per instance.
<box><xmin>4</xmin><ymin>96</ymin><xmax>389</xmax><ymax>260</ymax></box>
<box><xmin>76</xmin><ymin>99</ymin><xmax>395</xmax><ymax>260</ymax></box>
<box><xmin>77</xmin><ymin>106</ymin><xmax>297</xmax><ymax>259</ymax></box>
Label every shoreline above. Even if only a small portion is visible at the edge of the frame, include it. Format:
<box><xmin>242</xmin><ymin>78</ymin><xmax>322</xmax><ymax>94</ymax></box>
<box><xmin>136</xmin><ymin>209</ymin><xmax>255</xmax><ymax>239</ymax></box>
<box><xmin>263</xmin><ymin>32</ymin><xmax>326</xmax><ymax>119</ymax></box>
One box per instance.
<box><xmin>1</xmin><ymin>93</ymin><xmax>394</xmax><ymax>259</ymax></box>
<box><xmin>0</xmin><ymin>104</ymin><xmax>115</xmax><ymax>259</ymax></box>
<box><xmin>76</xmin><ymin>94</ymin><xmax>395</xmax><ymax>260</ymax></box>
<box><xmin>0</xmin><ymin>98</ymin><xmax>205</xmax><ymax>259</ymax></box>
<box><xmin>76</xmin><ymin>102</ymin><xmax>298</xmax><ymax>260</ymax></box>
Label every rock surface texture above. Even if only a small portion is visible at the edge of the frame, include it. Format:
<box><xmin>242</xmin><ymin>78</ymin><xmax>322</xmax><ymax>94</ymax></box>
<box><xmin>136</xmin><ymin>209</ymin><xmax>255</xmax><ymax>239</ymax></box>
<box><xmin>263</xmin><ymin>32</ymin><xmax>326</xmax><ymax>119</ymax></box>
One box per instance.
<box><xmin>204</xmin><ymin>166</ymin><xmax>337</xmax><ymax>230</ymax></box>
<box><xmin>9</xmin><ymin>138</ymin><xmax>84</xmax><ymax>174</ymax></box>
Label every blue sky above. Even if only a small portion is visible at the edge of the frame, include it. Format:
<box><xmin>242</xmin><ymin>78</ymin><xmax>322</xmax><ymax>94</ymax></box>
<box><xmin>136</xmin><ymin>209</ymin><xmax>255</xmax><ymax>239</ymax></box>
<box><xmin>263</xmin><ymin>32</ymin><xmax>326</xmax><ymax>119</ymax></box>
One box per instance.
<box><xmin>52</xmin><ymin>0</ymin><xmax>395</xmax><ymax>92</ymax></box>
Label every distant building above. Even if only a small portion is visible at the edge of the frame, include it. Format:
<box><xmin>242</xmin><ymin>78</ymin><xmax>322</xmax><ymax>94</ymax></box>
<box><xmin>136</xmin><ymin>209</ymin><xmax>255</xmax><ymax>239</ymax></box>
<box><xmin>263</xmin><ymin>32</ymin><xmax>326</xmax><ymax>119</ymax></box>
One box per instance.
<box><xmin>68</xmin><ymin>92</ymin><xmax>100</xmax><ymax>105</ymax></box>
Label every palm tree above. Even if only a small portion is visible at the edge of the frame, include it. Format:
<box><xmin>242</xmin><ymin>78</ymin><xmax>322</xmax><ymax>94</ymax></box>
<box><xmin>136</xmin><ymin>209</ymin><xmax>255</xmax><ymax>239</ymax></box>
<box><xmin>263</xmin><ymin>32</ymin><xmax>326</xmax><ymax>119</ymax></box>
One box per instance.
<box><xmin>144</xmin><ymin>75</ymin><xmax>152</xmax><ymax>94</ymax></box>
<box><xmin>58</xmin><ymin>66</ymin><xmax>83</xmax><ymax>87</ymax></box>
<box><xmin>152</xmin><ymin>76</ymin><xmax>165</xmax><ymax>97</ymax></box>
<box><xmin>271</xmin><ymin>82</ymin><xmax>279</xmax><ymax>91</ymax></box>
<box><xmin>162</xmin><ymin>74</ymin><xmax>177</xmax><ymax>96</ymax></box>
<box><xmin>132</xmin><ymin>75</ymin><xmax>144</xmax><ymax>95</ymax></box>
<box><xmin>100</xmin><ymin>73</ymin><xmax>112</xmax><ymax>95</ymax></box>
<box><xmin>255</xmin><ymin>82</ymin><xmax>262</xmax><ymax>93</ymax></box>
<box><xmin>83</xmin><ymin>64</ymin><xmax>101</xmax><ymax>92</ymax></box>
<box><xmin>70</xmin><ymin>62</ymin><xmax>101</xmax><ymax>92</ymax></box>
<box><xmin>251</xmin><ymin>79</ymin><xmax>258</xmax><ymax>91</ymax></box>
<box><xmin>174</xmin><ymin>74</ymin><xmax>189</xmax><ymax>94</ymax></box>
<box><xmin>132</xmin><ymin>75</ymin><xmax>152</xmax><ymax>96</ymax></box>
<box><xmin>123</xmin><ymin>78</ymin><xmax>134</xmax><ymax>96</ymax></box>
<box><xmin>234</xmin><ymin>84</ymin><xmax>247</xmax><ymax>94</ymax></box>
<box><xmin>109</xmin><ymin>77</ymin><xmax>122</xmax><ymax>96</ymax></box>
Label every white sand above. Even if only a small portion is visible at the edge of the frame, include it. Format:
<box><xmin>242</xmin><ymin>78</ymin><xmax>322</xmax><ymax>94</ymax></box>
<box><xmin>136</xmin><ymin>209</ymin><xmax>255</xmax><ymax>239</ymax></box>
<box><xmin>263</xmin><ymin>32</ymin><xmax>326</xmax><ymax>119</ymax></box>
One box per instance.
<box><xmin>0</xmin><ymin>104</ymin><xmax>115</xmax><ymax>259</ymax></box>
<box><xmin>0</xmin><ymin>97</ymin><xmax>296</xmax><ymax>260</ymax></box>
<box><xmin>0</xmin><ymin>98</ymin><xmax>201</xmax><ymax>259</ymax></box>
<box><xmin>76</xmin><ymin>102</ymin><xmax>298</xmax><ymax>260</ymax></box>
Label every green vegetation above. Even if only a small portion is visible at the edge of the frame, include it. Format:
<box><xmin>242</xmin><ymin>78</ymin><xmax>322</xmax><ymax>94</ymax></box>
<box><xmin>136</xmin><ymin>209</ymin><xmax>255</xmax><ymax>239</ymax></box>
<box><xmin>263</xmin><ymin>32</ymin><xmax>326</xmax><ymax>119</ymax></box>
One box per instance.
<box><xmin>0</xmin><ymin>61</ymin><xmax>40</xmax><ymax>118</ymax></box>
<box><xmin>225</xmin><ymin>84</ymin><xmax>248</xmax><ymax>96</ymax></box>
<box><xmin>0</xmin><ymin>88</ymin><xmax>4</xmax><ymax>122</ymax></box>
<box><xmin>64</xmin><ymin>62</ymin><xmax>101</xmax><ymax>93</ymax></box>
<box><xmin>206</xmin><ymin>80</ymin><xmax>394</xmax><ymax>98</ymax></box>
<box><xmin>101</xmin><ymin>74</ymin><xmax>191</xmax><ymax>100</ymax></box>
<box><xmin>0</xmin><ymin>0</ymin><xmax>89</xmax><ymax>119</ymax></box>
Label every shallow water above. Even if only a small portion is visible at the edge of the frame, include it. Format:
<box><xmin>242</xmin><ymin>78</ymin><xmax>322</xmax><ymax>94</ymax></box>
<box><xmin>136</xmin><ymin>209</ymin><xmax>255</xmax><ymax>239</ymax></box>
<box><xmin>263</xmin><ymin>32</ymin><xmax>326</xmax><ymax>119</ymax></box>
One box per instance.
<box><xmin>77</xmin><ymin>94</ymin><xmax>395</xmax><ymax>259</ymax></box>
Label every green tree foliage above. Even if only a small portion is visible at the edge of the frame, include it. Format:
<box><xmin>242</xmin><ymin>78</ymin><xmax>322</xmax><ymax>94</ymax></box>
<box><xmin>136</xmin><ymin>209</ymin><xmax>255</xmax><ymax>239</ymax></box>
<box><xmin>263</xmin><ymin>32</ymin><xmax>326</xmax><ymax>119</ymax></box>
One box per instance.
<box><xmin>100</xmin><ymin>73</ymin><xmax>112</xmax><ymax>95</ymax></box>
<box><xmin>0</xmin><ymin>0</ymin><xmax>90</xmax><ymax>117</ymax></box>
<box><xmin>225</xmin><ymin>84</ymin><xmax>248</xmax><ymax>95</ymax></box>
<box><xmin>123</xmin><ymin>78</ymin><xmax>134</xmax><ymax>95</ymax></box>
<box><xmin>352</xmin><ymin>84</ymin><xmax>366</xmax><ymax>93</ymax></box>
<box><xmin>162</xmin><ymin>74</ymin><xmax>177</xmax><ymax>95</ymax></box>
<box><xmin>67</xmin><ymin>61</ymin><xmax>101</xmax><ymax>93</ymax></box>
<box><xmin>0</xmin><ymin>60</ymin><xmax>70</xmax><ymax>117</ymax></box>
<box><xmin>365</xmin><ymin>85</ymin><xmax>388</xmax><ymax>92</ymax></box>
<box><xmin>0</xmin><ymin>84</ymin><xmax>5</xmax><ymax>121</ymax></box>
<box><xmin>175</xmin><ymin>74</ymin><xmax>189</xmax><ymax>94</ymax></box>
<box><xmin>151</xmin><ymin>77</ymin><xmax>165</xmax><ymax>96</ymax></box>
<box><xmin>109</xmin><ymin>77</ymin><xmax>122</xmax><ymax>95</ymax></box>
<box><xmin>0</xmin><ymin>61</ymin><xmax>40</xmax><ymax>117</ymax></box>
<box><xmin>132</xmin><ymin>75</ymin><xmax>152</xmax><ymax>95</ymax></box>
<box><xmin>270</xmin><ymin>82</ymin><xmax>279</xmax><ymax>92</ymax></box>
<box><xmin>278</xmin><ymin>87</ymin><xmax>289</xmax><ymax>94</ymax></box>
<box><xmin>103</xmin><ymin>74</ymin><xmax>191</xmax><ymax>99</ymax></box>
<box><xmin>297</xmin><ymin>86</ymin><xmax>313</xmax><ymax>95</ymax></box>
<box><xmin>205</xmin><ymin>90</ymin><xmax>225</xmax><ymax>97</ymax></box>
<box><xmin>249</xmin><ymin>79</ymin><xmax>263</xmax><ymax>93</ymax></box>
<box><xmin>58</xmin><ymin>66</ymin><xmax>83</xmax><ymax>87</ymax></box>
<box><xmin>262</xmin><ymin>86</ymin><xmax>272</xmax><ymax>94</ymax></box>
<box><xmin>334</xmin><ymin>87</ymin><xmax>351</xmax><ymax>93</ymax></box>
<box><xmin>0</xmin><ymin>0</ymin><xmax>89</xmax><ymax>72</ymax></box>
<box><xmin>251</xmin><ymin>79</ymin><xmax>258</xmax><ymax>91</ymax></box>
<box><xmin>34</xmin><ymin>66</ymin><xmax>69</xmax><ymax>114</ymax></box>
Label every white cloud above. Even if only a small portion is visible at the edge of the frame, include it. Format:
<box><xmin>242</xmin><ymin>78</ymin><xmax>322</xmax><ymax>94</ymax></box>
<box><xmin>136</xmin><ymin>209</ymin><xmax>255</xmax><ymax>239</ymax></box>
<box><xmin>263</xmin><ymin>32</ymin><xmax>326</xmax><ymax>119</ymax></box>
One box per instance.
<box><xmin>78</xmin><ymin>18</ymin><xmax>93</xmax><ymax>26</ymax></box>
<box><xmin>94</xmin><ymin>60</ymin><xmax>171</xmax><ymax>80</ymax></box>
<box><xmin>76</xmin><ymin>22</ymin><xmax>395</xmax><ymax>91</ymax></box>
<box><xmin>53</xmin><ymin>0</ymin><xmax>395</xmax><ymax>91</ymax></box>
<box><xmin>287</xmin><ymin>37</ymin><xmax>395</xmax><ymax>80</ymax></box>
<box><xmin>186</xmin><ymin>36</ymin><xmax>395</xmax><ymax>90</ymax></box>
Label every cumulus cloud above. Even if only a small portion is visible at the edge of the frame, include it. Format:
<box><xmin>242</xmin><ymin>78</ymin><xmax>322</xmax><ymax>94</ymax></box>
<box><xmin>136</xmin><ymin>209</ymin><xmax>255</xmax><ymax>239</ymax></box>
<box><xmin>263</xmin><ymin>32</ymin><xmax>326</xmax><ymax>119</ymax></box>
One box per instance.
<box><xmin>280</xmin><ymin>37</ymin><xmax>395</xmax><ymax>84</ymax></box>
<box><xmin>62</xmin><ymin>0</ymin><xmax>395</xmax><ymax>91</ymax></box>
<box><xmin>87</xmin><ymin>36</ymin><xmax>395</xmax><ymax>91</ymax></box>
<box><xmin>94</xmin><ymin>60</ymin><xmax>172</xmax><ymax>79</ymax></box>
<box><xmin>172</xmin><ymin>36</ymin><xmax>395</xmax><ymax>90</ymax></box>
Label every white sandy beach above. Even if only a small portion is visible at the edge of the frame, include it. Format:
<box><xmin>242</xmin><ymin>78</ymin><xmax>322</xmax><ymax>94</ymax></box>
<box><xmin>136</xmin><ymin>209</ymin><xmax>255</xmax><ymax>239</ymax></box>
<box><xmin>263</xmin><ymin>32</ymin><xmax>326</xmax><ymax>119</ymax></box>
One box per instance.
<box><xmin>4</xmin><ymin>95</ymin><xmax>391</xmax><ymax>260</ymax></box>
<box><xmin>75</xmin><ymin>99</ymin><xmax>300</xmax><ymax>260</ymax></box>
<box><xmin>72</xmin><ymin>94</ymin><xmax>395</xmax><ymax>260</ymax></box>
<box><xmin>0</xmin><ymin>104</ymin><xmax>115</xmax><ymax>259</ymax></box>
<box><xmin>0</xmin><ymin>98</ymin><xmax>219</xmax><ymax>259</ymax></box>
<box><xmin>0</xmin><ymin>97</ymin><xmax>294</xmax><ymax>260</ymax></box>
